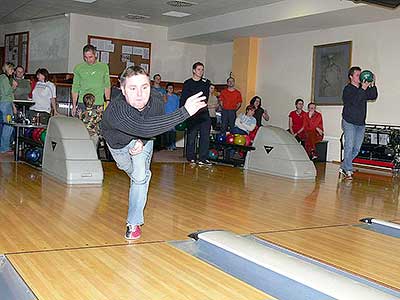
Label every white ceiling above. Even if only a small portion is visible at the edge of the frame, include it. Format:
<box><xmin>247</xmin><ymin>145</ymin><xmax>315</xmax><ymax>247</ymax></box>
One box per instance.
<box><xmin>0</xmin><ymin>0</ymin><xmax>283</xmax><ymax>25</ymax></box>
<box><xmin>1</xmin><ymin>0</ymin><xmax>400</xmax><ymax>44</ymax></box>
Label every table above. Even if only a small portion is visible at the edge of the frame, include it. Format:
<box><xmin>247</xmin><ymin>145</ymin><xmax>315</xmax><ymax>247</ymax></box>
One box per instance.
<box><xmin>13</xmin><ymin>99</ymin><xmax>35</xmax><ymax>119</ymax></box>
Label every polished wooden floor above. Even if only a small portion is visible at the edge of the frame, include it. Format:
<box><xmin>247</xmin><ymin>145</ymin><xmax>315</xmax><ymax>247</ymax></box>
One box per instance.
<box><xmin>1</xmin><ymin>158</ymin><xmax>400</xmax><ymax>299</ymax></box>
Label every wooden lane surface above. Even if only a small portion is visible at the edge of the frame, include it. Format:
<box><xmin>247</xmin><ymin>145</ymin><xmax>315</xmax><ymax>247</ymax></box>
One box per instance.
<box><xmin>257</xmin><ymin>226</ymin><xmax>400</xmax><ymax>290</ymax></box>
<box><xmin>7</xmin><ymin>242</ymin><xmax>272</xmax><ymax>300</ymax></box>
<box><xmin>1</xmin><ymin>161</ymin><xmax>400</xmax><ymax>253</ymax></box>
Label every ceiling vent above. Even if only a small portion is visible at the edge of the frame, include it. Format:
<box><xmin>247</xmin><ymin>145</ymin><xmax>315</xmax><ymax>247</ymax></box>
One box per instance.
<box><xmin>353</xmin><ymin>0</ymin><xmax>400</xmax><ymax>8</ymax></box>
<box><xmin>125</xmin><ymin>13</ymin><xmax>150</xmax><ymax>20</ymax></box>
<box><xmin>166</xmin><ymin>0</ymin><xmax>197</xmax><ymax>7</ymax></box>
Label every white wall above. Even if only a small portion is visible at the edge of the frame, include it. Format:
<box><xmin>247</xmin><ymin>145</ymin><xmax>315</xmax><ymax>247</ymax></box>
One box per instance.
<box><xmin>257</xmin><ymin>18</ymin><xmax>400</xmax><ymax>161</ymax></box>
<box><xmin>68</xmin><ymin>13</ymin><xmax>206</xmax><ymax>81</ymax></box>
<box><xmin>205</xmin><ymin>42</ymin><xmax>233</xmax><ymax>84</ymax></box>
<box><xmin>0</xmin><ymin>15</ymin><xmax>70</xmax><ymax>73</ymax></box>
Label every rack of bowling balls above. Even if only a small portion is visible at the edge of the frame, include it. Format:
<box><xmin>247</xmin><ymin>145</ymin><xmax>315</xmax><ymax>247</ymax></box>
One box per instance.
<box><xmin>209</xmin><ymin>133</ymin><xmax>255</xmax><ymax>167</ymax></box>
<box><xmin>20</xmin><ymin>127</ymin><xmax>47</xmax><ymax>167</ymax></box>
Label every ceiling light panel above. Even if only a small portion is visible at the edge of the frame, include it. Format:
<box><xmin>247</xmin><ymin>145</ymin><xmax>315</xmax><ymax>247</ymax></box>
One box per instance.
<box><xmin>162</xmin><ymin>11</ymin><xmax>191</xmax><ymax>17</ymax></box>
<box><xmin>125</xmin><ymin>13</ymin><xmax>150</xmax><ymax>20</ymax></box>
<box><xmin>166</xmin><ymin>0</ymin><xmax>197</xmax><ymax>7</ymax></box>
<box><xmin>73</xmin><ymin>0</ymin><xmax>97</xmax><ymax>3</ymax></box>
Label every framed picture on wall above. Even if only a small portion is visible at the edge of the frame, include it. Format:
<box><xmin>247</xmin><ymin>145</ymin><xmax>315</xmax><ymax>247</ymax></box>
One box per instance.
<box><xmin>4</xmin><ymin>32</ymin><xmax>29</xmax><ymax>71</ymax></box>
<box><xmin>311</xmin><ymin>41</ymin><xmax>352</xmax><ymax>105</ymax></box>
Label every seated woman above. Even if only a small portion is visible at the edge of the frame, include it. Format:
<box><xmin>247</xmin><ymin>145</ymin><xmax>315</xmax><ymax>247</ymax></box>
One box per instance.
<box><xmin>288</xmin><ymin>98</ymin><xmax>306</xmax><ymax>143</ymax></box>
<box><xmin>249</xmin><ymin>96</ymin><xmax>269</xmax><ymax>127</ymax></box>
<box><xmin>231</xmin><ymin>105</ymin><xmax>257</xmax><ymax>135</ymax></box>
<box><xmin>28</xmin><ymin>68</ymin><xmax>58</xmax><ymax>124</ymax></box>
<box><xmin>304</xmin><ymin>102</ymin><xmax>324</xmax><ymax>160</ymax></box>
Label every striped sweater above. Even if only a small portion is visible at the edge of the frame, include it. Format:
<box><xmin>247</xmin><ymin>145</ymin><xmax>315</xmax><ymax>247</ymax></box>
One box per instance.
<box><xmin>101</xmin><ymin>93</ymin><xmax>189</xmax><ymax>149</ymax></box>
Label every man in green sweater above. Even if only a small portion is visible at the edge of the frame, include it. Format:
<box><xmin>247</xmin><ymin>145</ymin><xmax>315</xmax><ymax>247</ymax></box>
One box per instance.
<box><xmin>13</xmin><ymin>65</ymin><xmax>31</xmax><ymax>100</ymax></box>
<box><xmin>71</xmin><ymin>44</ymin><xmax>111</xmax><ymax>116</ymax></box>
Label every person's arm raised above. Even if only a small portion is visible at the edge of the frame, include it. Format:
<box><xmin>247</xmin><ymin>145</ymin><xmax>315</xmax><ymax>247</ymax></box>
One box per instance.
<box><xmin>115</xmin><ymin>92</ymin><xmax>206</xmax><ymax>138</ymax></box>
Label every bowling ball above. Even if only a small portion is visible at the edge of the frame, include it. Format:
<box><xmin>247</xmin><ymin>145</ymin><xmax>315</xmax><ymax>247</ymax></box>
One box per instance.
<box><xmin>208</xmin><ymin>149</ymin><xmax>218</xmax><ymax>159</ymax></box>
<box><xmin>25</xmin><ymin>148</ymin><xmax>40</xmax><ymax>163</ymax></box>
<box><xmin>31</xmin><ymin>129</ymin><xmax>39</xmax><ymax>141</ymax></box>
<box><xmin>226</xmin><ymin>134</ymin><xmax>235</xmax><ymax>144</ymax></box>
<box><xmin>32</xmin><ymin>128</ymin><xmax>42</xmax><ymax>142</ymax></box>
<box><xmin>233</xmin><ymin>134</ymin><xmax>246</xmax><ymax>146</ymax></box>
<box><xmin>175</xmin><ymin>122</ymin><xmax>187</xmax><ymax>131</ymax></box>
<box><xmin>35</xmin><ymin>128</ymin><xmax>45</xmax><ymax>142</ymax></box>
<box><xmin>244</xmin><ymin>135</ymin><xmax>252</xmax><ymax>146</ymax></box>
<box><xmin>209</xmin><ymin>134</ymin><xmax>216</xmax><ymax>143</ymax></box>
<box><xmin>40</xmin><ymin>130</ymin><xmax>47</xmax><ymax>143</ymax></box>
<box><xmin>216</xmin><ymin>134</ymin><xmax>226</xmax><ymax>143</ymax></box>
<box><xmin>360</xmin><ymin>70</ymin><xmax>374</xmax><ymax>83</ymax></box>
<box><xmin>24</xmin><ymin>128</ymin><xmax>34</xmax><ymax>138</ymax></box>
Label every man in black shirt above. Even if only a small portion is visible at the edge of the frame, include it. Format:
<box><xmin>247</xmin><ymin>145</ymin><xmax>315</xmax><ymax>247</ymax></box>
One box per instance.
<box><xmin>101</xmin><ymin>66</ymin><xmax>206</xmax><ymax>240</ymax></box>
<box><xmin>340</xmin><ymin>66</ymin><xmax>378</xmax><ymax>180</ymax></box>
<box><xmin>180</xmin><ymin>62</ymin><xmax>212</xmax><ymax>166</ymax></box>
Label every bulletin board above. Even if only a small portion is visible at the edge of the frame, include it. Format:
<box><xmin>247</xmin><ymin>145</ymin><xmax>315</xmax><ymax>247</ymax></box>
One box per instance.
<box><xmin>88</xmin><ymin>35</ymin><xmax>151</xmax><ymax>76</ymax></box>
<box><xmin>4</xmin><ymin>31</ymin><xmax>29</xmax><ymax>71</ymax></box>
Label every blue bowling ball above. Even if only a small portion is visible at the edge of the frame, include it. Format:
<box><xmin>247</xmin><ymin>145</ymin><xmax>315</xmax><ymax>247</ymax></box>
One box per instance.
<box><xmin>24</xmin><ymin>128</ymin><xmax>34</xmax><ymax>138</ymax></box>
<box><xmin>25</xmin><ymin>148</ymin><xmax>41</xmax><ymax>163</ymax></box>
<box><xmin>216</xmin><ymin>134</ymin><xmax>226</xmax><ymax>143</ymax></box>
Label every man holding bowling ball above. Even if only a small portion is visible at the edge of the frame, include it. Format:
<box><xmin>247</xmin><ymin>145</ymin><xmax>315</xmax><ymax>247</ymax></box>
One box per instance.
<box><xmin>340</xmin><ymin>66</ymin><xmax>378</xmax><ymax>180</ymax></box>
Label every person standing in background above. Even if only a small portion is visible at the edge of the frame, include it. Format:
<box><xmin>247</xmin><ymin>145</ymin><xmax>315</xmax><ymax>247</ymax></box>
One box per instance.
<box><xmin>28</xmin><ymin>68</ymin><xmax>58</xmax><ymax>125</ymax></box>
<box><xmin>164</xmin><ymin>82</ymin><xmax>180</xmax><ymax>150</ymax></box>
<box><xmin>219</xmin><ymin>77</ymin><xmax>242</xmax><ymax>134</ymax></box>
<box><xmin>0</xmin><ymin>62</ymin><xmax>17</xmax><ymax>153</ymax></box>
<box><xmin>180</xmin><ymin>62</ymin><xmax>211</xmax><ymax>166</ymax></box>
<box><xmin>71</xmin><ymin>44</ymin><xmax>110</xmax><ymax>116</ymax></box>
<box><xmin>207</xmin><ymin>84</ymin><xmax>219</xmax><ymax>130</ymax></box>
<box><xmin>13</xmin><ymin>65</ymin><xmax>31</xmax><ymax>100</ymax></box>
<box><xmin>151</xmin><ymin>74</ymin><xmax>167</xmax><ymax>149</ymax></box>
<box><xmin>151</xmin><ymin>74</ymin><xmax>166</xmax><ymax>100</ymax></box>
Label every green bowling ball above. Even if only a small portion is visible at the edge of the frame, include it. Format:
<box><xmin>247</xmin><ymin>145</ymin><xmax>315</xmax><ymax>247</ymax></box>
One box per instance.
<box><xmin>175</xmin><ymin>122</ymin><xmax>187</xmax><ymax>131</ymax></box>
<box><xmin>360</xmin><ymin>70</ymin><xmax>374</xmax><ymax>83</ymax></box>
<box><xmin>40</xmin><ymin>129</ymin><xmax>47</xmax><ymax>143</ymax></box>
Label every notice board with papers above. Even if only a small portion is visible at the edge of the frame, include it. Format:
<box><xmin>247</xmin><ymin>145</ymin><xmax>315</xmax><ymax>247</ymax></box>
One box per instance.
<box><xmin>88</xmin><ymin>35</ymin><xmax>151</xmax><ymax>76</ymax></box>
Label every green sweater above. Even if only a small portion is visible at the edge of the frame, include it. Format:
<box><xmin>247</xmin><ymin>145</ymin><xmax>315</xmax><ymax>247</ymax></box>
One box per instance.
<box><xmin>72</xmin><ymin>61</ymin><xmax>111</xmax><ymax>105</ymax></box>
<box><xmin>14</xmin><ymin>78</ymin><xmax>31</xmax><ymax>100</ymax></box>
<box><xmin>0</xmin><ymin>74</ymin><xmax>14</xmax><ymax>102</ymax></box>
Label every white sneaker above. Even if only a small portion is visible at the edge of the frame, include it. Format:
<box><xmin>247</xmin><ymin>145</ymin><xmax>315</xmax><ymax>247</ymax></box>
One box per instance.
<box><xmin>345</xmin><ymin>171</ymin><xmax>353</xmax><ymax>180</ymax></box>
<box><xmin>198</xmin><ymin>160</ymin><xmax>212</xmax><ymax>166</ymax></box>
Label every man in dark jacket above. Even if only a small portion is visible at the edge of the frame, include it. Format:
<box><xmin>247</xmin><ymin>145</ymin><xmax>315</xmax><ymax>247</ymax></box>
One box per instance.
<box><xmin>180</xmin><ymin>62</ymin><xmax>211</xmax><ymax>166</ymax></box>
<box><xmin>101</xmin><ymin>66</ymin><xmax>206</xmax><ymax>240</ymax></box>
<box><xmin>340</xmin><ymin>66</ymin><xmax>378</xmax><ymax>180</ymax></box>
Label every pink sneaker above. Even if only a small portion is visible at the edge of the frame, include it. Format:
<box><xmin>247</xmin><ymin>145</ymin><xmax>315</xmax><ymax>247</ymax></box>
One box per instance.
<box><xmin>125</xmin><ymin>224</ymin><xmax>141</xmax><ymax>240</ymax></box>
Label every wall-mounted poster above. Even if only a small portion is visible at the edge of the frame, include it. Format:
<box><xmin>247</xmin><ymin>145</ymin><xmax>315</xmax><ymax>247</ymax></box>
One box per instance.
<box><xmin>4</xmin><ymin>32</ymin><xmax>29</xmax><ymax>71</ymax></box>
<box><xmin>311</xmin><ymin>41</ymin><xmax>352</xmax><ymax>105</ymax></box>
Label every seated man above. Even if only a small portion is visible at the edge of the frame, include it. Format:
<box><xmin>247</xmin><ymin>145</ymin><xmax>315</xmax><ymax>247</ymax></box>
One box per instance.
<box><xmin>231</xmin><ymin>105</ymin><xmax>257</xmax><ymax>135</ymax></box>
<box><xmin>303</xmin><ymin>102</ymin><xmax>324</xmax><ymax>160</ymax></box>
